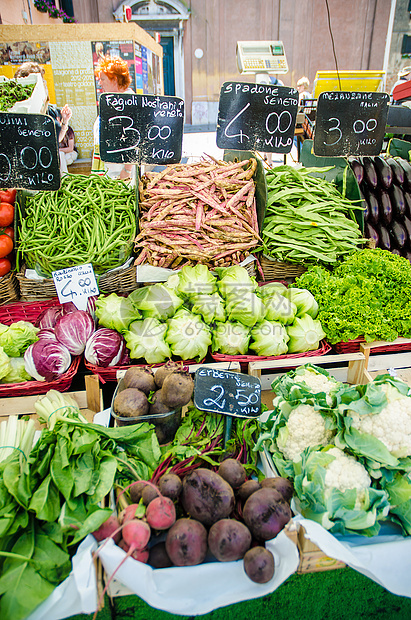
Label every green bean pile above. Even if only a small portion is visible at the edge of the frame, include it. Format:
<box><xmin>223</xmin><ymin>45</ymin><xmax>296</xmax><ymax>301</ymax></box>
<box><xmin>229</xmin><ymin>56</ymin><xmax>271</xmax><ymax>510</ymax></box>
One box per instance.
<box><xmin>17</xmin><ymin>174</ymin><xmax>136</xmax><ymax>275</ymax></box>
<box><xmin>261</xmin><ymin>165</ymin><xmax>364</xmax><ymax>265</ymax></box>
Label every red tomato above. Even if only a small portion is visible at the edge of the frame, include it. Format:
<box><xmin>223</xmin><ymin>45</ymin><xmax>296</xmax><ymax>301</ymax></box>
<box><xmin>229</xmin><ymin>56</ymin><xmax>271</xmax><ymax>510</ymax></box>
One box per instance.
<box><xmin>0</xmin><ymin>233</ymin><xmax>13</xmax><ymax>258</ymax></box>
<box><xmin>0</xmin><ymin>203</ymin><xmax>14</xmax><ymax>227</ymax></box>
<box><xmin>2</xmin><ymin>226</ymin><xmax>14</xmax><ymax>240</ymax></box>
<box><xmin>0</xmin><ymin>189</ymin><xmax>16</xmax><ymax>205</ymax></box>
<box><xmin>0</xmin><ymin>258</ymin><xmax>11</xmax><ymax>277</ymax></box>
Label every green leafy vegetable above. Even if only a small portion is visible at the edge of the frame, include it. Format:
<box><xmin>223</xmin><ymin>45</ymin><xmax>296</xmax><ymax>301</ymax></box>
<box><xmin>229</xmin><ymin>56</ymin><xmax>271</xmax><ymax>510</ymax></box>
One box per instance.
<box><xmin>0</xmin><ymin>321</ymin><xmax>39</xmax><ymax>357</ymax></box>
<box><xmin>129</xmin><ymin>283</ymin><xmax>183</xmax><ymax>320</ymax></box>
<box><xmin>286</xmin><ymin>314</ymin><xmax>325</xmax><ymax>353</ymax></box>
<box><xmin>249</xmin><ymin>320</ymin><xmax>289</xmax><ymax>356</ymax></box>
<box><xmin>190</xmin><ymin>292</ymin><xmax>226</xmax><ymax>324</ymax></box>
<box><xmin>95</xmin><ymin>293</ymin><xmax>140</xmax><ymax>333</ymax></box>
<box><xmin>211</xmin><ymin>321</ymin><xmax>251</xmax><ymax>355</ymax></box>
<box><xmin>176</xmin><ymin>264</ymin><xmax>217</xmax><ymax>298</ymax></box>
<box><xmin>124</xmin><ymin>317</ymin><xmax>171</xmax><ymax>363</ymax></box>
<box><xmin>166</xmin><ymin>309</ymin><xmax>211</xmax><ymax>361</ymax></box>
<box><xmin>1</xmin><ymin>358</ymin><xmax>32</xmax><ymax>384</ymax></box>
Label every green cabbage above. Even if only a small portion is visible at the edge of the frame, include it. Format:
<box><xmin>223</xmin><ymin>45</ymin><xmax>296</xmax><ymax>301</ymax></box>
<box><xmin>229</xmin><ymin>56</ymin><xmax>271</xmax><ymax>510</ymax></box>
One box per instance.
<box><xmin>263</xmin><ymin>291</ymin><xmax>297</xmax><ymax>324</ymax></box>
<box><xmin>0</xmin><ymin>346</ymin><xmax>10</xmax><ymax>380</ymax></box>
<box><xmin>95</xmin><ymin>293</ymin><xmax>140</xmax><ymax>333</ymax></box>
<box><xmin>284</xmin><ymin>287</ymin><xmax>319</xmax><ymax>318</ymax></box>
<box><xmin>286</xmin><ymin>314</ymin><xmax>325</xmax><ymax>353</ymax></box>
<box><xmin>166</xmin><ymin>309</ymin><xmax>211</xmax><ymax>361</ymax></box>
<box><xmin>292</xmin><ymin>446</ymin><xmax>390</xmax><ymax>537</ymax></box>
<box><xmin>258</xmin><ymin>281</ymin><xmax>287</xmax><ymax>298</ymax></box>
<box><xmin>216</xmin><ymin>265</ymin><xmax>257</xmax><ymax>299</ymax></box>
<box><xmin>1</xmin><ymin>357</ymin><xmax>32</xmax><ymax>383</ymax></box>
<box><xmin>225</xmin><ymin>291</ymin><xmax>266</xmax><ymax>327</ymax></box>
<box><xmin>0</xmin><ymin>321</ymin><xmax>39</xmax><ymax>357</ymax></box>
<box><xmin>129</xmin><ymin>283</ymin><xmax>183</xmax><ymax>320</ymax></box>
<box><xmin>124</xmin><ymin>318</ymin><xmax>171</xmax><ymax>364</ymax></box>
<box><xmin>190</xmin><ymin>292</ymin><xmax>226</xmax><ymax>324</ymax></box>
<box><xmin>176</xmin><ymin>264</ymin><xmax>217</xmax><ymax>299</ymax></box>
<box><xmin>249</xmin><ymin>320</ymin><xmax>289</xmax><ymax>356</ymax></box>
<box><xmin>212</xmin><ymin>321</ymin><xmax>251</xmax><ymax>355</ymax></box>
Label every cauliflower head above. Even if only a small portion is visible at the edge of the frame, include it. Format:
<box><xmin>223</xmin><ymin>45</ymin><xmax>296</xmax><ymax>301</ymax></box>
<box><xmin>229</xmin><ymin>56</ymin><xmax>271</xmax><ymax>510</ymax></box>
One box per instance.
<box><xmin>276</xmin><ymin>403</ymin><xmax>335</xmax><ymax>461</ymax></box>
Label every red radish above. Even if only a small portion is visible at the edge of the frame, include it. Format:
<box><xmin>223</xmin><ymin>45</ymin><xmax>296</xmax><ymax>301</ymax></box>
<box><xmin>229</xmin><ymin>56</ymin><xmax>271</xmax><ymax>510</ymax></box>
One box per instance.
<box><xmin>118</xmin><ymin>539</ymin><xmax>149</xmax><ymax>563</ymax></box>
<box><xmin>145</xmin><ymin>496</ymin><xmax>176</xmax><ymax>530</ymax></box>
<box><xmin>92</xmin><ymin>514</ymin><xmax>121</xmax><ymax>544</ymax></box>
<box><xmin>122</xmin><ymin>519</ymin><xmax>151</xmax><ymax>551</ymax></box>
<box><xmin>119</xmin><ymin>503</ymin><xmax>141</xmax><ymax>524</ymax></box>
<box><xmin>92</xmin><ymin>518</ymin><xmax>152</xmax><ymax>620</ymax></box>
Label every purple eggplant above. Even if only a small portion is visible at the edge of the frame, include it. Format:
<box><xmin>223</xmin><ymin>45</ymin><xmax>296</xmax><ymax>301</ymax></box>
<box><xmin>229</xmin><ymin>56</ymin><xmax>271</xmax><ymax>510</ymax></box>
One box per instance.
<box><xmin>378</xmin><ymin>225</ymin><xmax>392</xmax><ymax>251</ymax></box>
<box><xmin>395</xmin><ymin>158</ymin><xmax>411</xmax><ymax>188</ymax></box>
<box><xmin>404</xmin><ymin>192</ymin><xmax>411</xmax><ymax>218</ymax></box>
<box><xmin>378</xmin><ymin>190</ymin><xmax>393</xmax><ymax>226</ymax></box>
<box><xmin>373</xmin><ymin>156</ymin><xmax>393</xmax><ymax>189</ymax></box>
<box><xmin>390</xmin><ymin>184</ymin><xmax>406</xmax><ymax>219</ymax></box>
<box><xmin>348</xmin><ymin>157</ymin><xmax>364</xmax><ymax>185</ymax></box>
<box><xmin>362</xmin><ymin>184</ymin><xmax>380</xmax><ymax>225</ymax></box>
<box><xmin>386</xmin><ymin>157</ymin><xmax>405</xmax><ymax>186</ymax></box>
<box><xmin>365</xmin><ymin>222</ymin><xmax>379</xmax><ymax>247</ymax></box>
<box><xmin>390</xmin><ymin>220</ymin><xmax>408</xmax><ymax>249</ymax></box>
<box><xmin>362</xmin><ymin>157</ymin><xmax>378</xmax><ymax>189</ymax></box>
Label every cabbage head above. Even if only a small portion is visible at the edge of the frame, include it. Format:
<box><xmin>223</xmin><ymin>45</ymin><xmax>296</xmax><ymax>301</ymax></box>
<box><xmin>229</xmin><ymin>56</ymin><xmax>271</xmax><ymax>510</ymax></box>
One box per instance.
<box><xmin>249</xmin><ymin>320</ymin><xmax>289</xmax><ymax>356</ymax></box>
<box><xmin>1</xmin><ymin>357</ymin><xmax>32</xmax><ymax>383</ymax></box>
<box><xmin>258</xmin><ymin>281</ymin><xmax>287</xmax><ymax>298</ymax></box>
<box><xmin>166</xmin><ymin>309</ymin><xmax>211</xmax><ymax>361</ymax></box>
<box><xmin>177</xmin><ymin>264</ymin><xmax>217</xmax><ymax>299</ymax></box>
<box><xmin>216</xmin><ymin>265</ymin><xmax>257</xmax><ymax>299</ymax></box>
<box><xmin>263</xmin><ymin>291</ymin><xmax>297</xmax><ymax>324</ymax></box>
<box><xmin>0</xmin><ymin>321</ymin><xmax>39</xmax><ymax>357</ymax></box>
<box><xmin>124</xmin><ymin>318</ymin><xmax>171</xmax><ymax>364</ymax></box>
<box><xmin>286</xmin><ymin>314</ymin><xmax>325</xmax><ymax>353</ymax></box>
<box><xmin>284</xmin><ymin>287</ymin><xmax>319</xmax><ymax>318</ymax></box>
<box><xmin>190</xmin><ymin>292</ymin><xmax>226</xmax><ymax>324</ymax></box>
<box><xmin>212</xmin><ymin>321</ymin><xmax>251</xmax><ymax>355</ymax></box>
<box><xmin>129</xmin><ymin>283</ymin><xmax>183</xmax><ymax>320</ymax></box>
<box><xmin>225</xmin><ymin>291</ymin><xmax>266</xmax><ymax>327</ymax></box>
<box><xmin>0</xmin><ymin>346</ymin><xmax>10</xmax><ymax>381</ymax></box>
<box><xmin>95</xmin><ymin>293</ymin><xmax>140</xmax><ymax>333</ymax></box>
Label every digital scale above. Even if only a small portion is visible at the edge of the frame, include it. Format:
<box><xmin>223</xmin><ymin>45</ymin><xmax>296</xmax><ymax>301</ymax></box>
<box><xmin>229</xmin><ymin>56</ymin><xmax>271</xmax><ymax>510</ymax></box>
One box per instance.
<box><xmin>236</xmin><ymin>41</ymin><xmax>288</xmax><ymax>74</ymax></box>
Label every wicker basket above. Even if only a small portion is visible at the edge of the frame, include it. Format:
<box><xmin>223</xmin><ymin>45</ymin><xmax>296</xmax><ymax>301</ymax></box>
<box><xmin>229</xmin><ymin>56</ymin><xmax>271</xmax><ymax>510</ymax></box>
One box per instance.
<box><xmin>17</xmin><ymin>262</ymin><xmax>138</xmax><ymax>302</ymax></box>
<box><xmin>333</xmin><ymin>338</ymin><xmax>411</xmax><ymax>355</ymax></box>
<box><xmin>260</xmin><ymin>254</ymin><xmax>307</xmax><ymax>281</ymax></box>
<box><xmin>0</xmin><ymin>356</ymin><xmax>81</xmax><ymax>398</ymax></box>
<box><xmin>0</xmin><ymin>297</ymin><xmax>60</xmax><ymax>325</ymax></box>
<box><xmin>0</xmin><ymin>271</ymin><xmax>20</xmax><ymax>306</ymax></box>
<box><xmin>211</xmin><ymin>340</ymin><xmax>332</xmax><ymax>373</ymax></box>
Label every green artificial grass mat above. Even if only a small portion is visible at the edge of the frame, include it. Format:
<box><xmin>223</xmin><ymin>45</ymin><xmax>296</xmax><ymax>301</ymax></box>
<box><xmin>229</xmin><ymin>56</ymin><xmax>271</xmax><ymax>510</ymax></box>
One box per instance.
<box><xmin>68</xmin><ymin>567</ymin><xmax>411</xmax><ymax>620</ymax></box>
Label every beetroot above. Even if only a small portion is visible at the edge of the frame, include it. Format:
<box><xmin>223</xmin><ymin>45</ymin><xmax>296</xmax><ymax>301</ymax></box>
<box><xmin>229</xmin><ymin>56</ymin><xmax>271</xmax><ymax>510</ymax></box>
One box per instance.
<box><xmin>238</xmin><ymin>480</ymin><xmax>261</xmax><ymax>503</ymax></box>
<box><xmin>218</xmin><ymin>458</ymin><xmax>246</xmax><ymax>489</ymax></box>
<box><xmin>181</xmin><ymin>468</ymin><xmax>235</xmax><ymax>526</ymax></box>
<box><xmin>148</xmin><ymin>542</ymin><xmax>173</xmax><ymax>568</ymax></box>
<box><xmin>243</xmin><ymin>488</ymin><xmax>292</xmax><ymax>541</ymax></box>
<box><xmin>165</xmin><ymin>518</ymin><xmax>208</xmax><ymax>566</ymax></box>
<box><xmin>158</xmin><ymin>473</ymin><xmax>183</xmax><ymax>501</ymax></box>
<box><xmin>208</xmin><ymin>519</ymin><xmax>252</xmax><ymax>562</ymax></box>
<box><xmin>243</xmin><ymin>546</ymin><xmax>275</xmax><ymax>583</ymax></box>
<box><xmin>260</xmin><ymin>476</ymin><xmax>294</xmax><ymax>503</ymax></box>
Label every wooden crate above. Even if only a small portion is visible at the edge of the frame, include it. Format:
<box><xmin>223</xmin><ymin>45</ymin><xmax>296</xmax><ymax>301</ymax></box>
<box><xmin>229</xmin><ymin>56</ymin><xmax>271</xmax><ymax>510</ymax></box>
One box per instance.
<box><xmin>0</xmin><ymin>374</ymin><xmax>103</xmax><ymax>429</ymax></box>
<box><xmin>285</xmin><ymin>524</ymin><xmax>346</xmax><ymax>574</ymax></box>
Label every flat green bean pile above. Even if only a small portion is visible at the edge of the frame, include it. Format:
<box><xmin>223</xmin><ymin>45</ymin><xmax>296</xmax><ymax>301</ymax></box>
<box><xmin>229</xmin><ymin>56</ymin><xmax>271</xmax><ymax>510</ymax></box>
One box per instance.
<box><xmin>262</xmin><ymin>165</ymin><xmax>364</xmax><ymax>264</ymax></box>
<box><xmin>17</xmin><ymin>174</ymin><xmax>136</xmax><ymax>275</ymax></box>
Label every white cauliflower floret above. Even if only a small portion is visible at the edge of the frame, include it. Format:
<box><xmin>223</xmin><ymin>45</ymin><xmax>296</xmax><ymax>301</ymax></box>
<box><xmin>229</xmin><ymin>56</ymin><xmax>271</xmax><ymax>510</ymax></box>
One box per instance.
<box><xmin>277</xmin><ymin>403</ymin><xmax>334</xmax><ymax>461</ymax></box>
<box><xmin>349</xmin><ymin>387</ymin><xmax>411</xmax><ymax>458</ymax></box>
<box><xmin>294</xmin><ymin>369</ymin><xmax>340</xmax><ymax>406</ymax></box>
<box><xmin>324</xmin><ymin>447</ymin><xmax>371</xmax><ymax>510</ymax></box>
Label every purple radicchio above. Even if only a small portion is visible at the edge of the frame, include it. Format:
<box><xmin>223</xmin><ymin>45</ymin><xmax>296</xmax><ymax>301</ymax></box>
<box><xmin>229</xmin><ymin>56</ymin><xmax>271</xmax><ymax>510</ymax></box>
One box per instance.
<box><xmin>54</xmin><ymin>310</ymin><xmax>95</xmax><ymax>355</ymax></box>
<box><xmin>24</xmin><ymin>339</ymin><xmax>72</xmax><ymax>381</ymax></box>
<box><xmin>84</xmin><ymin>328</ymin><xmax>126</xmax><ymax>367</ymax></box>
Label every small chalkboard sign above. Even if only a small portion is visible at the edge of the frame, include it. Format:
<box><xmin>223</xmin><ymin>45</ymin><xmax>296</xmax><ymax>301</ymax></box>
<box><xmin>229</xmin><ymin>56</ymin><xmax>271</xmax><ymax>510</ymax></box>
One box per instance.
<box><xmin>99</xmin><ymin>93</ymin><xmax>184</xmax><ymax>165</ymax></box>
<box><xmin>313</xmin><ymin>91</ymin><xmax>389</xmax><ymax>157</ymax></box>
<box><xmin>194</xmin><ymin>368</ymin><xmax>261</xmax><ymax>418</ymax></box>
<box><xmin>0</xmin><ymin>112</ymin><xmax>60</xmax><ymax>190</ymax></box>
<box><xmin>216</xmin><ymin>81</ymin><xmax>299</xmax><ymax>153</ymax></box>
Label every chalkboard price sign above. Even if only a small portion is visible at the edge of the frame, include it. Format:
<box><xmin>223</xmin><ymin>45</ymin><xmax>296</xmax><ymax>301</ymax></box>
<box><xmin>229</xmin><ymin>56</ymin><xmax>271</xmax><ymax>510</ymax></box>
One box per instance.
<box><xmin>99</xmin><ymin>93</ymin><xmax>184</xmax><ymax>165</ymax></box>
<box><xmin>313</xmin><ymin>91</ymin><xmax>389</xmax><ymax>157</ymax></box>
<box><xmin>194</xmin><ymin>368</ymin><xmax>261</xmax><ymax>418</ymax></box>
<box><xmin>0</xmin><ymin>112</ymin><xmax>60</xmax><ymax>190</ymax></box>
<box><xmin>216</xmin><ymin>81</ymin><xmax>299</xmax><ymax>153</ymax></box>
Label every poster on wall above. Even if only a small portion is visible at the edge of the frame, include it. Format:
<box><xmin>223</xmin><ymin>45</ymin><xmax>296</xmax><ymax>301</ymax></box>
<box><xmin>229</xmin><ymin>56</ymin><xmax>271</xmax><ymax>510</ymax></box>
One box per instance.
<box><xmin>142</xmin><ymin>46</ymin><xmax>148</xmax><ymax>94</ymax></box>
<box><xmin>49</xmin><ymin>41</ymin><xmax>96</xmax><ymax>160</ymax></box>
<box><xmin>0</xmin><ymin>41</ymin><xmax>56</xmax><ymax>103</ymax></box>
<box><xmin>134</xmin><ymin>43</ymin><xmax>143</xmax><ymax>94</ymax></box>
<box><xmin>91</xmin><ymin>40</ymin><xmax>136</xmax><ymax>103</ymax></box>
